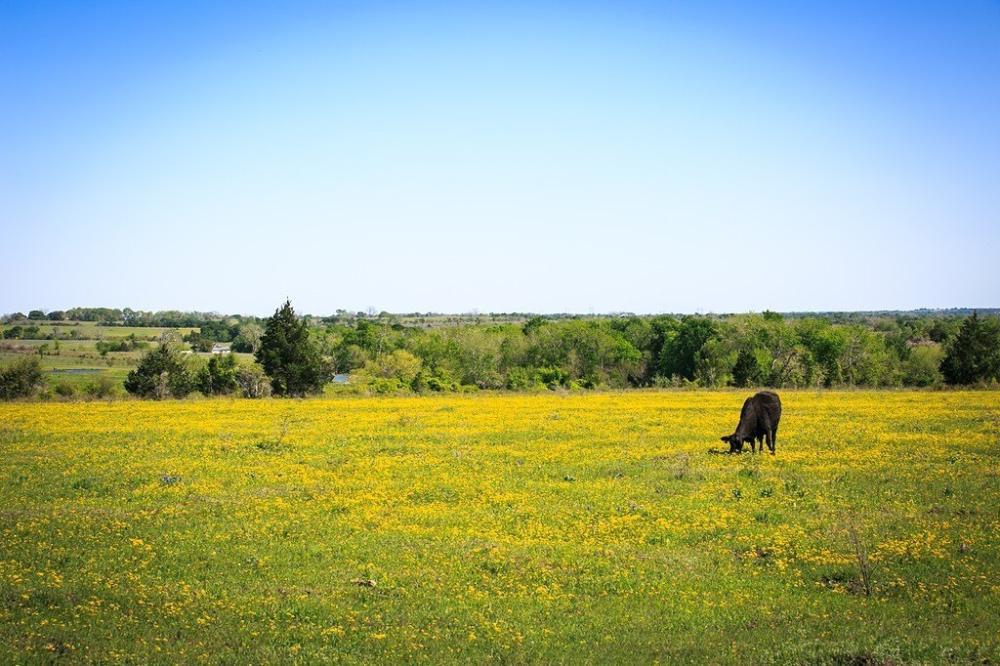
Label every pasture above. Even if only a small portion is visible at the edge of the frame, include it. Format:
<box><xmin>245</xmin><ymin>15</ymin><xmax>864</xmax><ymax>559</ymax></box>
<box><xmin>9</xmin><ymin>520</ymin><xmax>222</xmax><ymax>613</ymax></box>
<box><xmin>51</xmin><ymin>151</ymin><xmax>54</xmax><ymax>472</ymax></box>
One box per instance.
<box><xmin>1</xmin><ymin>391</ymin><xmax>997</xmax><ymax>663</ymax></box>
<box><xmin>0</xmin><ymin>322</ymin><xmax>249</xmax><ymax>391</ymax></box>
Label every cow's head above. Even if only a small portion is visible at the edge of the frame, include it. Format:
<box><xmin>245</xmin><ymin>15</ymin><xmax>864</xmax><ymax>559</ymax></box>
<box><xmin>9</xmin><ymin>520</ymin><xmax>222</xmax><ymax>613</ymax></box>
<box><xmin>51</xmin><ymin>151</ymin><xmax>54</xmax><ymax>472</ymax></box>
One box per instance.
<box><xmin>720</xmin><ymin>434</ymin><xmax>744</xmax><ymax>454</ymax></box>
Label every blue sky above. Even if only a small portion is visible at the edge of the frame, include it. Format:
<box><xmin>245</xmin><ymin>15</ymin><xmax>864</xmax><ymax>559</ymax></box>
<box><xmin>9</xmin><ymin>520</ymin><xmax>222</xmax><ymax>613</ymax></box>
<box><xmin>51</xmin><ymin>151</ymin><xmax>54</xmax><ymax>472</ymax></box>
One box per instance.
<box><xmin>2</xmin><ymin>1</ymin><xmax>998</xmax><ymax>315</ymax></box>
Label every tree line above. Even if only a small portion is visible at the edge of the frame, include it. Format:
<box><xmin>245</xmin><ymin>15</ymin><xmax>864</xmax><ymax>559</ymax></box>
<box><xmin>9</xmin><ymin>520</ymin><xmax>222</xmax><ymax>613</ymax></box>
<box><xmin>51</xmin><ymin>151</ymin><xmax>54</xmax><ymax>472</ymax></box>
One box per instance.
<box><xmin>123</xmin><ymin>303</ymin><xmax>1000</xmax><ymax>399</ymax></box>
<box><xmin>2</xmin><ymin>302</ymin><xmax>998</xmax><ymax>400</ymax></box>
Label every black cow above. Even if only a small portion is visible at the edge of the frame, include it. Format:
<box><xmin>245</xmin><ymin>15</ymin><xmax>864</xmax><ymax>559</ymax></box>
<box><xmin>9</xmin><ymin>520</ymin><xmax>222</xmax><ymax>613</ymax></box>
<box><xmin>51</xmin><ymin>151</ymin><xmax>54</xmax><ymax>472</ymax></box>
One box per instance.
<box><xmin>721</xmin><ymin>391</ymin><xmax>781</xmax><ymax>455</ymax></box>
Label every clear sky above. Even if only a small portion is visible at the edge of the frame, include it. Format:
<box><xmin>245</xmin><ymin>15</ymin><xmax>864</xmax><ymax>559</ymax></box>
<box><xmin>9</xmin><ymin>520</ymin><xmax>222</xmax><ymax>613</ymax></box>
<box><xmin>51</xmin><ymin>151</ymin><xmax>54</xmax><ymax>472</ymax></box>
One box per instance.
<box><xmin>2</xmin><ymin>1</ymin><xmax>998</xmax><ymax>315</ymax></box>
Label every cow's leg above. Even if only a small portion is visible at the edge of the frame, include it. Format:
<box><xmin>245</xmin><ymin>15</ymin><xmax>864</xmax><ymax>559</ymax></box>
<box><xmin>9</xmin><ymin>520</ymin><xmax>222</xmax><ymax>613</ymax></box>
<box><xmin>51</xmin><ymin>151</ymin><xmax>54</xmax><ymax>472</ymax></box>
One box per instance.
<box><xmin>750</xmin><ymin>437</ymin><xmax>756</xmax><ymax>454</ymax></box>
<box><xmin>761</xmin><ymin>417</ymin><xmax>775</xmax><ymax>455</ymax></box>
<box><xmin>772</xmin><ymin>424</ymin><xmax>779</xmax><ymax>450</ymax></box>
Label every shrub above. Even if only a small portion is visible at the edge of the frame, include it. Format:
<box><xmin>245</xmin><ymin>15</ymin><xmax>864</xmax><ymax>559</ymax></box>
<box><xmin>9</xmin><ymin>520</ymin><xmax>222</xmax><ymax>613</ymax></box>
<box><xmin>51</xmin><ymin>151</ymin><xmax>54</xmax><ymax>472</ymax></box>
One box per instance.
<box><xmin>412</xmin><ymin>370</ymin><xmax>459</xmax><ymax>393</ymax></box>
<box><xmin>902</xmin><ymin>344</ymin><xmax>944</xmax><ymax>387</ymax></box>
<box><xmin>368</xmin><ymin>377</ymin><xmax>404</xmax><ymax>394</ymax></box>
<box><xmin>364</xmin><ymin>349</ymin><xmax>422</xmax><ymax>386</ymax></box>
<box><xmin>505</xmin><ymin>367</ymin><xmax>540</xmax><ymax>391</ymax></box>
<box><xmin>0</xmin><ymin>357</ymin><xmax>45</xmax><ymax>400</ymax></box>
<box><xmin>197</xmin><ymin>354</ymin><xmax>239</xmax><ymax>395</ymax></box>
<box><xmin>124</xmin><ymin>345</ymin><xmax>193</xmax><ymax>399</ymax></box>
<box><xmin>536</xmin><ymin>366</ymin><xmax>568</xmax><ymax>389</ymax></box>
<box><xmin>183</xmin><ymin>331</ymin><xmax>215</xmax><ymax>353</ymax></box>
<box><xmin>54</xmin><ymin>382</ymin><xmax>76</xmax><ymax>398</ymax></box>
<box><xmin>236</xmin><ymin>363</ymin><xmax>272</xmax><ymax>398</ymax></box>
<box><xmin>84</xmin><ymin>375</ymin><xmax>119</xmax><ymax>399</ymax></box>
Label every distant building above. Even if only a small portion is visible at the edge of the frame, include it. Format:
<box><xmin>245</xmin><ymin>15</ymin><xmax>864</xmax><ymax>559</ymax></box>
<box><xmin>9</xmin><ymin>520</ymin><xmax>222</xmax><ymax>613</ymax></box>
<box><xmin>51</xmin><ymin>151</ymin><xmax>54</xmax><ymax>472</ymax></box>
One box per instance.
<box><xmin>211</xmin><ymin>343</ymin><xmax>231</xmax><ymax>354</ymax></box>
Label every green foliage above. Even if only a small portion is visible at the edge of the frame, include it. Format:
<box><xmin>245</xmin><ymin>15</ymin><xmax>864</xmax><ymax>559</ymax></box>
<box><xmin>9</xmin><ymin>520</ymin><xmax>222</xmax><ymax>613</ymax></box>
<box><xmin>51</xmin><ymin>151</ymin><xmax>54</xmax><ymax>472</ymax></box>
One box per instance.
<box><xmin>183</xmin><ymin>330</ymin><xmax>215</xmax><ymax>352</ymax></box>
<box><xmin>231</xmin><ymin>323</ymin><xmax>263</xmax><ymax>353</ymax></box>
<box><xmin>235</xmin><ymin>363</ymin><xmax>272</xmax><ymax>398</ymax></box>
<box><xmin>903</xmin><ymin>344</ymin><xmax>944</xmax><ymax>387</ymax></box>
<box><xmin>691</xmin><ymin>338</ymin><xmax>730</xmax><ymax>387</ymax></box>
<box><xmin>256</xmin><ymin>300</ymin><xmax>326</xmax><ymax>396</ymax></box>
<box><xmin>732</xmin><ymin>348</ymin><xmax>763</xmax><ymax>387</ymax></box>
<box><xmin>522</xmin><ymin>316</ymin><xmax>547</xmax><ymax>336</ymax></box>
<box><xmin>198</xmin><ymin>320</ymin><xmax>239</xmax><ymax>342</ymax></box>
<box><xmin>197</xmin><ymin>354</ymin><xmax>239</xmax><ymax>395</ymax></box>
<box><xmin>5</xmin><ymin>307</ymin><xmax>999</xmax><ymax>397</ymax></box>
<box><xmin>96</xmin><ymin>334</ymin><xmax>144</xmax><ymax>355</ymax></box>
<box><xmin>412</xmin><ymin>370</ymin><xmax>460</xmax><ymax>392</ymax></box>
<box><xmin>536</xmin><ymin>366</ymin><xmax>568</xmax><ymax>389</ymax></box>
<box><xmin>363</xmin><ymin>349</ymin><xmax>423</xmax><ymax>388</ymax></box>
<box><xmin>333</xmin><ymin>343</ymin><xmax>368</xmax><ymax>373</ymax></box>
<box><xmin>659</xmin><ymin>317</ymin><xmax>717</xmax><ymax>380</ymax></box>
<box><xmin>124</xmin><ymin>345</ymin><xmax>193</xmax><ymax>399</ymax></box>
<box><xmin>84</xmin><ymin>375</ymin><xmax>120</xmax><ymax>399</ymax></box>
<box><xmin>0</xmin><ymin>358</ymin><xmax>45</xmax><ymax>400</ymax></box>
<box><xmin>503</xmin><ymin>367</ymin><xmax>541</xmax><ymax>391</ymax></box>
<box><xmin>941</xmin><ymin>312</ymin><xmax>1000</xmax><ymax>385</ymax></box>
<box><xmin>2</xmin><ymin>324</ymin><xmax>40</xmax><ymax>340</ymax></box>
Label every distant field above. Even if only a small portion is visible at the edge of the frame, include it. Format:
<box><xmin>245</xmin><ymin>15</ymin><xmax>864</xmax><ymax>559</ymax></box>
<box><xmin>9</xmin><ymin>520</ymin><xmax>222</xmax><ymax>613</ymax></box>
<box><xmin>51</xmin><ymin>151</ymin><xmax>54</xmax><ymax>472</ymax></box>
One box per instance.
<box><xmin>1</xmin><ymin>322</ymin><xmax>203</xmax><ymax>390</ymax></box>
<box><xmin>0</xmin><ymin>321</ymin><xmax>198</xmax><ymax>340</ymax></box>
<box><xmin>1</xmin><ymin>391</ymin><xmax>997</xmax><ymax>663</ymax></box>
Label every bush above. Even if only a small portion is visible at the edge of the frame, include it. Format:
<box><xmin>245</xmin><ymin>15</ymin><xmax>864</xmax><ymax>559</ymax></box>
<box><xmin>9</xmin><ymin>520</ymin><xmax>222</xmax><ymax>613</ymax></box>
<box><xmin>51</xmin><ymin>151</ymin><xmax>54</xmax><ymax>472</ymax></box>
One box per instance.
<box><xmin>236</xmin><ymin>363</ymin><xmax>272</xmax><ymax>398</ymax></box>
<box><xmin>54</xmin><ymin>382</ymin><xmax>76</xmax><ymax>398</ymax></box>
<box><xmin>536</xmin><ymin>366</ymin><xmax>568</xmax><ymax>389</ymax></box>
<box><xmin>124</xmin><ymin>345</ymin><xmax>193</xmax><ymax>399</ymax></box>
<box><xmin>411</xmin><ymin>370</ymin><xmax>459</xmax><ymax>393</ymax></box>
<box><xmin>84</xmin><ymin>375</ymin><xmax>119</xmax><ymax>399</ymax></box>
<box><xmin>902</xmin><ymin>344</ymin><xmax>944</xmax><ymax>387</ymax></box>
<box><xmin>183</xmin><ymin>331</ymin><xmax>215</xmax><ymax>353</ymax></box>
<box><xmin>0</xmin><ymin>357</ymin><xmax>45</xmax><ymax>400</ymax></box>
<box><xmin>368</xmin><ymin>377</ymin><xmax>404</xmax><ymax>394</ymax></box>
<box><xmin>364</xmin><ymin>349</ymin><xmax>422</xmax><ymax>386</ymax></box>
<box><xmin>504</xmin><ymin>367</ymin><xmax>540</xmax><ymax>391</ymax></box>
<box><xmin>197</xmin><ymin>354</ymin><xmax>239</xmax><ymax>395</ymax></box>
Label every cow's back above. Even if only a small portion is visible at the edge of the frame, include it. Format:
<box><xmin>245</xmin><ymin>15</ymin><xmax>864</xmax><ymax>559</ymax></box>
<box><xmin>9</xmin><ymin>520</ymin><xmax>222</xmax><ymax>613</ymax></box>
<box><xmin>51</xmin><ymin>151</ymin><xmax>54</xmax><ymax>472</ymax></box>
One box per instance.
<box><xmin>753</xmin><ymin>391</ymin><xmax>781</xmax><ymax>427</ymax></box>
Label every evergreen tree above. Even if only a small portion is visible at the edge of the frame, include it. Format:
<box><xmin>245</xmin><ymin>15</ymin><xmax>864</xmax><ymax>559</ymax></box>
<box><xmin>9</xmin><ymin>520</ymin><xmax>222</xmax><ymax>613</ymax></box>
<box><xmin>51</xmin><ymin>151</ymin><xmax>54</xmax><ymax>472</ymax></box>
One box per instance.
<box><xmin>940</xmin><ymin>312</ymin><xmax>1000</xmax><ymax>385</ymax></box>
<box><xmin>731</xmin><ymin>348</ymin><xmax>762</xmax><ymax>387</ymax></box>
<box><xmin>256</xmin><ymin>300</ymin><xmax>326</xmax><ymax>396</ymax></box>
<box><xmin>124</xmin><ymin>344</ymin><xmax>192</xmax><ymax>399</ymax></box>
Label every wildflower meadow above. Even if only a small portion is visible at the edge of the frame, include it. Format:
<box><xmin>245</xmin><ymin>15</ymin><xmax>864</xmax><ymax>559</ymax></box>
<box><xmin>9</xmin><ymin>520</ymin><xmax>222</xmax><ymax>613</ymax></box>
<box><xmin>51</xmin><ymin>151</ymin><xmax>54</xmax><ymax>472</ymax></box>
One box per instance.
<box><xmin>1</xmin><ymin>391</ymin><xmax>998</xmax><ymax>663</ymax></box>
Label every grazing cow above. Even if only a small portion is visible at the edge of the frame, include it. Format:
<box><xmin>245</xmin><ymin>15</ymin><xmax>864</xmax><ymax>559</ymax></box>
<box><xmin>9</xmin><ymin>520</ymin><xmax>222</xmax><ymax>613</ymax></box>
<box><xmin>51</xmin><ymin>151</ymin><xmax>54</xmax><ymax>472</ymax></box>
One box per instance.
<box><xmin>721</xmin><ymin>391</ymin><xmax>781</xmax><ymax>455</ymax></box>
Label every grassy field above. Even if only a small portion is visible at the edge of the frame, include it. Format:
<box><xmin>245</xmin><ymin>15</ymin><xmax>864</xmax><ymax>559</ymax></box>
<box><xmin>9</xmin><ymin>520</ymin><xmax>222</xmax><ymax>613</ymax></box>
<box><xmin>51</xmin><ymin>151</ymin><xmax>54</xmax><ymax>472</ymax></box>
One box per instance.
<box><xmin>1</xmin><ymin>391</ymin><xmax>998</xmax><ymax>663</ymax></box>
<box><xmin>1</xmin><ymin>322</ymin><xmax>198</xmax><ymax>340</ymax></box>
<box><xmin>1</xmin><ymin>323</ymin><xmax>249</xmax><ymax>391</ymax></box>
